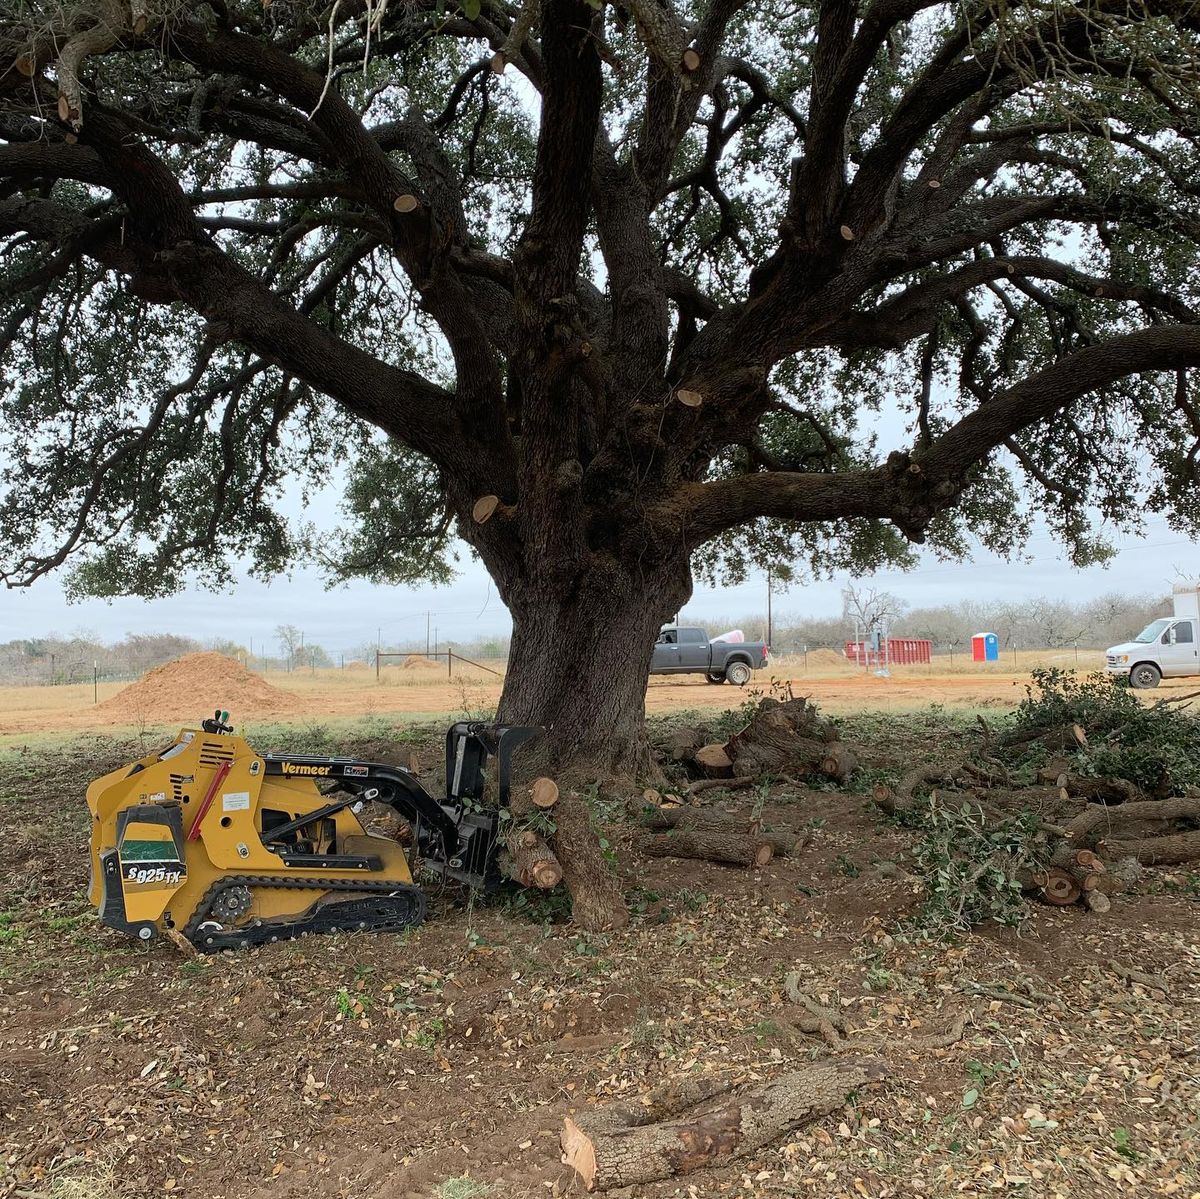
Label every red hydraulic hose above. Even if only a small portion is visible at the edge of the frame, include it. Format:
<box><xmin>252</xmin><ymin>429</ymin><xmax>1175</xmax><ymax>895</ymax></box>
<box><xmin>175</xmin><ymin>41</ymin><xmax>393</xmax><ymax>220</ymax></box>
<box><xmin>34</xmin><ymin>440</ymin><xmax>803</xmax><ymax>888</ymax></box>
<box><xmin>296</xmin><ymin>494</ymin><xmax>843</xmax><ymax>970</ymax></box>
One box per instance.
<box><xmin>187</xmin><ymin>760</ymin><xmax>233</xmax><ymax>842</ymax></box>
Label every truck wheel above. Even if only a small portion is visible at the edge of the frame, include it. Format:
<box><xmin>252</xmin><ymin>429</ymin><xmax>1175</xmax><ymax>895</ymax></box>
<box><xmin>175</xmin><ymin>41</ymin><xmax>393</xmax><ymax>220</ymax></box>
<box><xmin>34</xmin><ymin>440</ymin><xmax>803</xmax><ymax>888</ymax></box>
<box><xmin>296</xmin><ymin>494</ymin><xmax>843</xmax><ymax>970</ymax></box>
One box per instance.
<box><xmin>705</xmin><ymin>672</ymin><xmax>726</xmax><ymax>685</ymax></box>
<box><xmin>726</xmin><ymin>661</ymin><xmax>752</xmax><ymax>686</ymax></box>
<box><xmin>1129</xmin><ymin>663</ymin><xmax>1161</xmax><ymax>689</ymax></box>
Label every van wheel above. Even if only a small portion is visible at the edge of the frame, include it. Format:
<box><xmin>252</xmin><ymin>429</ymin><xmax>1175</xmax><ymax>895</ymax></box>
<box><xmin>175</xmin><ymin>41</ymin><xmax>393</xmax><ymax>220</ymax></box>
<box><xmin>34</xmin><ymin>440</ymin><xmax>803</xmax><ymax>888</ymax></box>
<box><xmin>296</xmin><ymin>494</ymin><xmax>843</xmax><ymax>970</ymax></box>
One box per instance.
<box><xmin>726</xmin><ymin>661</ymin><xmax>752</xmax><ymax>686</ymax></box>
<box><xmin>705</xmin><ymin>672</ymin><xmax>726</xmax><ymax>685</ymax></box>
<box><xmin>1130</xmin><ymin>663</ymin><xmax>1161</xmax><ymax>689</ymax></box>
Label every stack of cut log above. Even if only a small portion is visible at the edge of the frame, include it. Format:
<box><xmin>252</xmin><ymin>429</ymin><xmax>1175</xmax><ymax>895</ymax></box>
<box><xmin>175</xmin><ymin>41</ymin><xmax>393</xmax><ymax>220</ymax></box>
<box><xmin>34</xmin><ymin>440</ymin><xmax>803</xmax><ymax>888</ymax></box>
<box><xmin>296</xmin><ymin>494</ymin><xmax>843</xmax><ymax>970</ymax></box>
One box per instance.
<box><xmin>671</xmin><ymin>696</ymin><xmax>859</xmax><ymax>784</ymax></box>
<box><xmin>498</xmin><ymin>775</ymin><xmax>563</xmax><ymax>888</ymax></box>
<box><xmin>499</xmin><ymin>776</ymin><xmax>629</xmax><ymax>932</ymax></box>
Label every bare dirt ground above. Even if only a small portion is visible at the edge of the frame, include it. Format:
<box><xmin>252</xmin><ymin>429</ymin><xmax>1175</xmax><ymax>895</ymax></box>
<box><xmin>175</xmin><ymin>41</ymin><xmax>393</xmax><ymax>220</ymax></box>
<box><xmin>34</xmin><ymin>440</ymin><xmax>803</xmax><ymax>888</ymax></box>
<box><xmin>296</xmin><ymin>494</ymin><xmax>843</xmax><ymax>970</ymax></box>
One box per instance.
<box><xmin>3</xmin><ymin>650</ymin><xmax>1193</xmax><ymax>737</ymax></box>
<box><xmin>1</xmin><ymin>716</ymin><xmax>1197</xmax><ymax>1199</ymax></box>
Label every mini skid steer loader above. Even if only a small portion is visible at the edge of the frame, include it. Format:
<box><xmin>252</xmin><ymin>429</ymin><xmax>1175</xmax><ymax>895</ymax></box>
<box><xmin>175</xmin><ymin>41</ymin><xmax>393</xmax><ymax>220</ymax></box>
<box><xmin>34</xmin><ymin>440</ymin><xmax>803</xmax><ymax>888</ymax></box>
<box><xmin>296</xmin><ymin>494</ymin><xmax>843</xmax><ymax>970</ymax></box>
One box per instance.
<box><xmin>87</xmin><ymin>712</ymin><xmax>538</xmax><ymax>951</ymax></box>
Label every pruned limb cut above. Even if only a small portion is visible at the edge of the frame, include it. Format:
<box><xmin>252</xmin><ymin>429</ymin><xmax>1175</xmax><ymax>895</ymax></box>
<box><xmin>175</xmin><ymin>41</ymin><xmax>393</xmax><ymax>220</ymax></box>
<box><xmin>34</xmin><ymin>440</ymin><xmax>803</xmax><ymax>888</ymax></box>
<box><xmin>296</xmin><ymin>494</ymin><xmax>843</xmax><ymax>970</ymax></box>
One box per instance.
<box><xmin>529</xmin><ymin>776</ymin><xmax>560</xmax><ymax>809</ymax></box>
<box><xmin>471</xmin><ymin>493</ymin><xmax>514</xmax><ymax>523</ymax></box>
<box><xmin>560</xmin><ymin>1058</ymin><xmax>887</xmax><ymax>1191</ymax></box>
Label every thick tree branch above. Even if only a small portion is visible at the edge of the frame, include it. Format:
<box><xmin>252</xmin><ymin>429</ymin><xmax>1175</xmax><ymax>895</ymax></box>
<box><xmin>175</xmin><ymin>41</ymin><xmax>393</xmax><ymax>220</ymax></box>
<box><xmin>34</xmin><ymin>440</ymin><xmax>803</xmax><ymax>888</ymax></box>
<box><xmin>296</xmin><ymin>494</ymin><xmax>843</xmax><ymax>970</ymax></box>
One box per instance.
<box><xmin>926</xmin><ymin>325</ymin><xmax>1200</xmax><ymax>478</ymax></box>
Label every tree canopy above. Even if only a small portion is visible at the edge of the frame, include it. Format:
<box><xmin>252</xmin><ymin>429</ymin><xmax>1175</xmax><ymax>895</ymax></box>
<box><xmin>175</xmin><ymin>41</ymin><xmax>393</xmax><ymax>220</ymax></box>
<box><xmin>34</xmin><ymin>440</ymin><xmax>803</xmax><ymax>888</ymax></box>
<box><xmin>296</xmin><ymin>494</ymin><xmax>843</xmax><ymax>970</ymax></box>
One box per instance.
<box><xmin>2</xmin><ymin>0</ymin><xmax>1200</xmax><ymax>605</ymax></box>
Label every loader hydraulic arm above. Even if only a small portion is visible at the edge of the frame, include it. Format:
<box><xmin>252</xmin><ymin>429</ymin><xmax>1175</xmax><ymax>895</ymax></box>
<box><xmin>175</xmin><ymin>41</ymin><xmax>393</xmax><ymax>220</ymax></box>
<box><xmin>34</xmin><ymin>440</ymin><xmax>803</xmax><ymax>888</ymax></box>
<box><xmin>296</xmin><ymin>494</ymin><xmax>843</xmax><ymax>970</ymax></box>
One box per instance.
<box><xmin>261</xmin><ymin>756</ymin><xmax>462</xmax><ymax>862</ymax></box>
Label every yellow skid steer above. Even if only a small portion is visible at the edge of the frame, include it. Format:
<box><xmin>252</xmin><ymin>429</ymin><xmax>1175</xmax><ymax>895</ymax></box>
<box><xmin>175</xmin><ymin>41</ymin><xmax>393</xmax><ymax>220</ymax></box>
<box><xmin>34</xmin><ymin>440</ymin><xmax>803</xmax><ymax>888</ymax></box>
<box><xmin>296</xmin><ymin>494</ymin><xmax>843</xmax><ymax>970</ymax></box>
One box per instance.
<box><xmin>87</xmin><ymin>712</ymin><xmax>537</xmax><ymax>951</ymax></box>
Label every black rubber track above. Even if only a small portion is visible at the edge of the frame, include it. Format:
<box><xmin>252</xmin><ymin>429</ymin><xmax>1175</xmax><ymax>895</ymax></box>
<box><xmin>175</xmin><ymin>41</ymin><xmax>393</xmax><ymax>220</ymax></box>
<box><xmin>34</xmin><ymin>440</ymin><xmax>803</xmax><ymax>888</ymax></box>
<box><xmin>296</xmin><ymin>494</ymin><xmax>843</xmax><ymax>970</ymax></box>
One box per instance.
<box><xmin>180</xmin><ymin>874</ymin><xmax>427</xmax><ymax>951</ymax></box>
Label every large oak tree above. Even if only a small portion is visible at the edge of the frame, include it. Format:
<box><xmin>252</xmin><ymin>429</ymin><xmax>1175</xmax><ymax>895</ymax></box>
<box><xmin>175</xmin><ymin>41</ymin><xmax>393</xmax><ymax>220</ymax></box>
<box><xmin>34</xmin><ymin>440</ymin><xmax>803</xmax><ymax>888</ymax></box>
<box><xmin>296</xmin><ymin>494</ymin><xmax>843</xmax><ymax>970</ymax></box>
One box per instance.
<box><xmin>2</xmin><ymin>0</ymin><xmax>1199</xmax><ymax>772</ymax></box>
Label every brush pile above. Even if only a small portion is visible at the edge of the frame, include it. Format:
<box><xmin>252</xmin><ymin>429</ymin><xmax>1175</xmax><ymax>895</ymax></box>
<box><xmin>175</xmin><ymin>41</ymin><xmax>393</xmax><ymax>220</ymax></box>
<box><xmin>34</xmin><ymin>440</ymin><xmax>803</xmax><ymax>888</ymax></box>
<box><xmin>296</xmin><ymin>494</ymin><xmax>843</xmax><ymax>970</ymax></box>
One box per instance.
<box><xmin>872</xmin><ymin>670</ymin><xmax>1200</xmax><ymax>923</ymax></box>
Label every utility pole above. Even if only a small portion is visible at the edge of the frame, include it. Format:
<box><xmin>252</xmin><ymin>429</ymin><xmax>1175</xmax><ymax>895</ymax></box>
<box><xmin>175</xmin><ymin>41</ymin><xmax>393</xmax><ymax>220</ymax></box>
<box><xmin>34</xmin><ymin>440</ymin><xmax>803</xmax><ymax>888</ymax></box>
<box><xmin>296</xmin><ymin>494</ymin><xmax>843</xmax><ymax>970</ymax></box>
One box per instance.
<box><xmin>766</xmin><ymin>566</ymin><xmax>773</xmax><ymax>647</ymax></box>
<box><xmin>434</xmin><ymin>626</ymin><xmax>439</xmax><ymax>655</ymax></box>
<box><xmin>426</xmin><ymin>611</ymin><xmax>431</xmax><ymax>656</ymax></box>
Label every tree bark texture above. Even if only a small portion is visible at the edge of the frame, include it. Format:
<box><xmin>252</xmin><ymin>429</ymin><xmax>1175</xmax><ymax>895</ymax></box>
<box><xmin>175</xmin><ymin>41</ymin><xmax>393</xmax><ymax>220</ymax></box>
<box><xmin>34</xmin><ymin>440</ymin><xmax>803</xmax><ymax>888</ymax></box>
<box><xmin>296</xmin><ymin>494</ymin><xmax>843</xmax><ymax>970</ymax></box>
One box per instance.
<box><xmin>550</xmin><ymin>792</ymin><xmax>630</xmax><ymax>931</ymax></box>
<box><xmin>493</xmin><ymin>556</ymin><xmax>692</xmax><ymax>777</ymax></box>
<box><xmin>642</xmin><ymin>830</ymin><xmax>773</xmax><ymax>868</ymax></box>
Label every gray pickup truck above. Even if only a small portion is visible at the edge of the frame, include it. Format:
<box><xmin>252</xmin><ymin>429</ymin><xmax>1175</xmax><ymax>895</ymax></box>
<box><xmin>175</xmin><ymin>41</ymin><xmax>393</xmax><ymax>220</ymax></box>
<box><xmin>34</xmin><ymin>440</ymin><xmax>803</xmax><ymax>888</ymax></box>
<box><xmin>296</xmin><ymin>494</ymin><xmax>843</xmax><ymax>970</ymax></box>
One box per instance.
<box><xmin>651</xmin><ymin>626</ymin><xmax>769</xmax><ymax>685</ymax></box>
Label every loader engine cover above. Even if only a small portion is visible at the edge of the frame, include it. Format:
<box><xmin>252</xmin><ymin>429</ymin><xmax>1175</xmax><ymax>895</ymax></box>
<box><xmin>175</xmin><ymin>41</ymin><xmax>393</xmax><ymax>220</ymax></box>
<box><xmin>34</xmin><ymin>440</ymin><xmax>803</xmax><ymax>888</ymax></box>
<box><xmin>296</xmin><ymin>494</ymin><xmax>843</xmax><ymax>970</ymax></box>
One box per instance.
<box><xmin>86</xmin><ymin>720</ymin><xmax>539</xmax><ymax>951</ymax></box>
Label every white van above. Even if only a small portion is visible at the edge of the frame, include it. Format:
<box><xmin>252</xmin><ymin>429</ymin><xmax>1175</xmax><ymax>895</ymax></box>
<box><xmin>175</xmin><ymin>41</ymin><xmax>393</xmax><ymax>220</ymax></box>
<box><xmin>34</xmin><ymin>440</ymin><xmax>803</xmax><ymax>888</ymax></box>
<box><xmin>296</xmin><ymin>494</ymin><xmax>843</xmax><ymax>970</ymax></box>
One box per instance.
<box><xmin>1105</xmin><ymin>584</ymin><xmax>1200</xmax><ymax>688</ymax></box>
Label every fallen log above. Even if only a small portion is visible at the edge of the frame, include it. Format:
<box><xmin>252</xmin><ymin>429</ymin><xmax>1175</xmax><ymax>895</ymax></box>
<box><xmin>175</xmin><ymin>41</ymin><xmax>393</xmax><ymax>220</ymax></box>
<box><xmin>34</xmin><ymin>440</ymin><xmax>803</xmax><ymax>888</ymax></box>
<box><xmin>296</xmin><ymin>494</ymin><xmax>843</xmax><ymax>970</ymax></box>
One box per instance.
<box><xmin>723</xmin><ymin>696</ymin><xmax>855</xmax><ymax>782</ymax></box>
<box><xmin>665</xmin><ymin>726</ymin><xmax>708</xmax><ymax>762</ymax></box>
<box><xmin>560</xmin><ymin>1058</ymin><xmax>887</xmax><ymax>1192</ymax></box>
<box><xmin>1064</xmin><ymin>797</ymin><xmax>1200</xmax><ymax>845</ymax></box>
<box><xmin>686</xmin><ymin>776</ymin><xmax>759</xmax><ymax>795</ymax></box>
<box><xmin>637</xmin><ymin>806</ymin><xmax>762</xmax><ymax>836</ymax></box>
<box><xmin>818</xmin><ymin>744</ymin><xmax>858</xmax><ymax>783</ymax></box>
<box><xmin>760</xmin><ymin>830</ymin><xmax>804</xmax><ymax>857</ymax></box>
<box><xmin>1096</xmin><ymin>830</ymin><xmax>1200</xmax><ymax>866</ymax></box>
<box><xmin>1061</xmin><ymin>775</ymin><xmax>1142</xmax><ymax>805</ymax></box>
<box><xmin>871</xmin><ymin>783</ymin><xmax>898</xmax><ymax>815</ymax></box>
<box><xmin>642</xmin><ymin>831</ymin><xmax>773</xmax><ymax>868</ymax></box>
<box><xmin>1084</xmin><ymin>890</ymin><xmax>1111</xmax><ymax>915</ymax></box>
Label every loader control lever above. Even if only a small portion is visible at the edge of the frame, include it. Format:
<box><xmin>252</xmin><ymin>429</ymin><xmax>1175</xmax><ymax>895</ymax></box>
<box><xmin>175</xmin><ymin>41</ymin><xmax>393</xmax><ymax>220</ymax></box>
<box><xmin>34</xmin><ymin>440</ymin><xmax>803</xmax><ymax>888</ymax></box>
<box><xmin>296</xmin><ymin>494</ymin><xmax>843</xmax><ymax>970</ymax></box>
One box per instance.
<box><xmin>202</xmin><ymin>709</ymin><xmax>233</xmax><ymax>734</ymax></box>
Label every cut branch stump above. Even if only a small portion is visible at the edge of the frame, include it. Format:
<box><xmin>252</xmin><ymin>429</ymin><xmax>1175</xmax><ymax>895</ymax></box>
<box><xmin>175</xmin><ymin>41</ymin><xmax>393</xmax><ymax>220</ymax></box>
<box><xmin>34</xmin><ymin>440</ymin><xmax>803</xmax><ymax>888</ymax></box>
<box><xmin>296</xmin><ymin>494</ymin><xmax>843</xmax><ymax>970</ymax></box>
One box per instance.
<box><xmin>694</xmin><ymin>743</ymin><xmax>733</xmax><ymax>777</ymax></box>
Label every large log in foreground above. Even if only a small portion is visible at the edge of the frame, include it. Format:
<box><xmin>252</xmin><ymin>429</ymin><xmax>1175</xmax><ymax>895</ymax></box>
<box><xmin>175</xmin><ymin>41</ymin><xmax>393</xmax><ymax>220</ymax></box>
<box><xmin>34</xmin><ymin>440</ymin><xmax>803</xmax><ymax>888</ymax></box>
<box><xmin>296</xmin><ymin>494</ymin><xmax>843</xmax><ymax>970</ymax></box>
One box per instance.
<box><xmin>561</xmin><ymin>1058</ymin><xmax>887</xmax><ymax>1191</ymax></box>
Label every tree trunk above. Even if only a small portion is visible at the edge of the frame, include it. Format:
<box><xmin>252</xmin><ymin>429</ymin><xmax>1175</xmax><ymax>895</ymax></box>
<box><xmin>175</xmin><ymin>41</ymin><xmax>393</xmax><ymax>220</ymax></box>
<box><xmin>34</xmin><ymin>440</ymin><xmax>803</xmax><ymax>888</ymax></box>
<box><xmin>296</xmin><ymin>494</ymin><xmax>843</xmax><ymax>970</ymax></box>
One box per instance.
<box><xmin>495</xmin><ymin>557</ymin><xmax>691</xmax><ymax>777</ymax></box>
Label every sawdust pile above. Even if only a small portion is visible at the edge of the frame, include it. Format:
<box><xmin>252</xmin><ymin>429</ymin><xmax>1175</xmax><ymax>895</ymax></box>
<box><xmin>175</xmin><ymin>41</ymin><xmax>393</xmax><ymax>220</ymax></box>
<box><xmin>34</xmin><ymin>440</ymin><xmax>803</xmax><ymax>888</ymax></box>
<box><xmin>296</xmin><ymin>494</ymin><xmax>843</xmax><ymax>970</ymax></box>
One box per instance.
<box><xmin>97</xmin><ymin>653</ymin><xmax>298</xmax><ymax>722</ymax></box>
<box><xmin>401</xmin><ymin>654</ymin><xmax>441</xmax><ymax>671</ymax></box>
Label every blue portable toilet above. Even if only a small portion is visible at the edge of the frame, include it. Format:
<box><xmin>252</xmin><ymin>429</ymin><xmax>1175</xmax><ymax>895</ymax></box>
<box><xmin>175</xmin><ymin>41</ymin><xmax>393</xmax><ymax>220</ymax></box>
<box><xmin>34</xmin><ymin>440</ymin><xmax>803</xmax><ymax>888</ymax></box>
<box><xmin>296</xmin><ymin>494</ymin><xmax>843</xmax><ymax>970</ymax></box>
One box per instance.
<box><xmin>972</xmin><ymin>632</ymin><xmax>999</xmax><ymax>662</ymax></box>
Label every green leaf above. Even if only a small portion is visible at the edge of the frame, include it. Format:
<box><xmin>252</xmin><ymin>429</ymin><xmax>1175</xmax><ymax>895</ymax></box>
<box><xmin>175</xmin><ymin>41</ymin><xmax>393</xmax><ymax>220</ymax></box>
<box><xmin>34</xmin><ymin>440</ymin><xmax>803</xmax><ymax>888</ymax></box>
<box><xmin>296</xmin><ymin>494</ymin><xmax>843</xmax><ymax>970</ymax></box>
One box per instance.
<box><xmin>961</xmin><ymin>1088</ymin><xmax>979</xmax><ymax>1109</ymax></box>
<box><xmin>462</xmin><ymin>0</ymin><xmax>481</xmax><ymax>17</ymax></box>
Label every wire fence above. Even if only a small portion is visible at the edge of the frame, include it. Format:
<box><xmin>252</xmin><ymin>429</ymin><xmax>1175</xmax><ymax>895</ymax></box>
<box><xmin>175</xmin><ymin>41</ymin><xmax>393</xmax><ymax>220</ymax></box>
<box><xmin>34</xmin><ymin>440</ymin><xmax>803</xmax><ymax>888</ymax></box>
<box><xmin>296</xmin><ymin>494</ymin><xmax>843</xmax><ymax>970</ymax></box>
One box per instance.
<box><xmin>1</xmin><ymin>636</ymin><xmax>1122</xmax><ymax>689</ymax></box>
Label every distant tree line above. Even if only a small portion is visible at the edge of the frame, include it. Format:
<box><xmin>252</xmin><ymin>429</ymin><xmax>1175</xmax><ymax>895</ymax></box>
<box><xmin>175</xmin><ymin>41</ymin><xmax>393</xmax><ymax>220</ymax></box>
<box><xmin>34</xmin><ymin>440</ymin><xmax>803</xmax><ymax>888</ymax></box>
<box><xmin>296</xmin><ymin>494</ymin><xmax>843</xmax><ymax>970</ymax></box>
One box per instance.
<box><xmin>0</xmin><ymin>591</ymin><xmax>1173</xmax><ymax>684</ymax></box>
<box><xmin>697</xmin><ymin>589</ymin><xmax>1172</xmax><ymax>654</ymax></box>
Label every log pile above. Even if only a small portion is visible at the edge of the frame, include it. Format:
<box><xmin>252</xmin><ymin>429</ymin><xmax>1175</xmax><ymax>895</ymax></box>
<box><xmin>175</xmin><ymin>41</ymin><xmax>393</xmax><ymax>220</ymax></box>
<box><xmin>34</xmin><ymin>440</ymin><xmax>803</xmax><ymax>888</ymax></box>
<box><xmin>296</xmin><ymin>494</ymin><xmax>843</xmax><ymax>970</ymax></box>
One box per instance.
<box><xmin>673</xmin><ymin>696</ymin><xmax>859</xmax><ymax>785</ymax></box>
<box><xmin>560</xmin><ymin>1058</ymin><xmax>887</xmax><ymax>1191</ymax></box>
<box><xmin>499</xmin><ymin>775</ymin><xmax>629</xmax><ymax>932</ymax></box>
<box><xmin>870</xmin><ymin>697</ymin><xmax>1200</xmax><ymax>918</ymax></box>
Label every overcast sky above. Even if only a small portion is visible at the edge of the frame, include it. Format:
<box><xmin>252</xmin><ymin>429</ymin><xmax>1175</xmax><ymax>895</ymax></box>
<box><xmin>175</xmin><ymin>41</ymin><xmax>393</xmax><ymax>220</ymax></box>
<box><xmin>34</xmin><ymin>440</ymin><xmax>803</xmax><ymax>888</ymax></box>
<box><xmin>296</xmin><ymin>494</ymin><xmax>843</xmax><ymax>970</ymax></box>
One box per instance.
<box><xmin>1</xmin><ymin>514</ymin><xmax>1195</xmax><ymax>656</ymax></box>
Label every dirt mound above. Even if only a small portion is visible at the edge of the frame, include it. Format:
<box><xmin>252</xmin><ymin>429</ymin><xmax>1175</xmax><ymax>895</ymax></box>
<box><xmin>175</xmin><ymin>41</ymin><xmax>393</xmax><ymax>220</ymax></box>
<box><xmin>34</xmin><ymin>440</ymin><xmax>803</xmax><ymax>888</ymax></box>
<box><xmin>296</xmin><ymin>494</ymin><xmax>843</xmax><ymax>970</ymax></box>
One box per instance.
<box><xmin>97</xmin><ymin>652</ymin><xmax>298</xmax><ymax>723</ymax></box>
<box><xmin>806</xmin><ymin>647</ymin><xmax>849</xmax><ymax>667</ymax></box>
<box><xmin>401</xmin><ymin>654</ymin><xmax>441</xmax><ymax>671</ymax></box>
